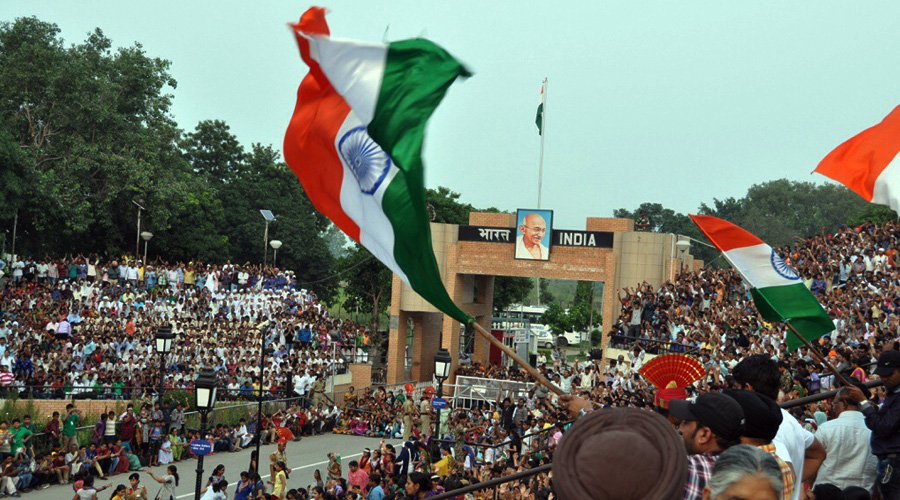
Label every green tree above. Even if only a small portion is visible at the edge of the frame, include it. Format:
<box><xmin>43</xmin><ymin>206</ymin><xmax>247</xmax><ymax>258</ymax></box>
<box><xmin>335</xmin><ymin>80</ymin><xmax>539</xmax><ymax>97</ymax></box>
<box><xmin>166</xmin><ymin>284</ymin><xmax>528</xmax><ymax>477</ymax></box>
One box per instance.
<box><xmin>846</xmin><ymin>204</ymin><xmax>897</xmax><ymax>226</ymax></box>
<box><xmin>181</xmin><ymin>119</ymin><xmax>247</xmax><ymax>183</ymax></box>
<box><xmin>540</xmin><ymin>303</ymin><xmax>571</xmax><ymax>335</ymax></box>
<box><xmin>539</xmin><ymin>279</ymin><xmax>554</xmax><ymax>305</ymax></box>
<box><xmin>0</xmin><ymin>17</ymin><xmax>204</xmax><ymax>257</ymax></box>
<box><xmin>493</xmin><ymin>276</ymin><xmax>533</xmax><ymax>312</ymax></box>
<box><xmin>426</xmin><ymin>186</ymin><xmax>474</xmax><ymax>224</ymax></box>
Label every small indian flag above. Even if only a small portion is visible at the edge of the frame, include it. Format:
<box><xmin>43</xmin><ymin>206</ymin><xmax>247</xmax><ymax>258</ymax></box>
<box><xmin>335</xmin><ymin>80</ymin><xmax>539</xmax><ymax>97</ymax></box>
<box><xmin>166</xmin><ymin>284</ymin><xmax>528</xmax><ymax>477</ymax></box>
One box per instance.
<box><xmin>283</xmin><ymin>7</ymin><xmax>470</xmax><ymax>324</ymax></box>
<box><xmin>814</xmin><ymin>106</ymin><xmax>900</xmax><ymax>213</ymax></box>
<box><xmin>535</xmin><ymin>79</ymin><xmax>546</xmax><ymax>136</ymax></box>
<box><xmin>689</xmin><ymin>215</ymin><xmax>834</xmax><ymax>351</ymax></box>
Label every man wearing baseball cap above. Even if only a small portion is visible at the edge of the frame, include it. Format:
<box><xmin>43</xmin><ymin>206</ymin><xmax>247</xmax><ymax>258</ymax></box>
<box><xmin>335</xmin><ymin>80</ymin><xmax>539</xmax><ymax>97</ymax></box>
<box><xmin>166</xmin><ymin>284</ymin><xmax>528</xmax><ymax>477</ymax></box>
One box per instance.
<box><xmin>848</xmin><ymin>349</ymin><xmax>900</xmax><ymax>498</ymax></box>
<box><xmin>669</xmin><ymin>393</ymin><xmax>745</xmax><ymax>500</ymax></box>
<box><xmin>724</xmin><ymin>389</ymin><xmax>794</xmax><ymax>500</ymax></box>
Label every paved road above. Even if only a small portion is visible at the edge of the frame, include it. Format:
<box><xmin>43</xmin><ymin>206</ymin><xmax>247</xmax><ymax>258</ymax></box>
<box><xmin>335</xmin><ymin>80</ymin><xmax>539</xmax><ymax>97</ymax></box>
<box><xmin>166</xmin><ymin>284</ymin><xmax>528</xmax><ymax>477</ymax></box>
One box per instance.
<box><xmin>25</xmin><ymin>434</ymin><xmax>387</xmax><ymax>499</ymax></box>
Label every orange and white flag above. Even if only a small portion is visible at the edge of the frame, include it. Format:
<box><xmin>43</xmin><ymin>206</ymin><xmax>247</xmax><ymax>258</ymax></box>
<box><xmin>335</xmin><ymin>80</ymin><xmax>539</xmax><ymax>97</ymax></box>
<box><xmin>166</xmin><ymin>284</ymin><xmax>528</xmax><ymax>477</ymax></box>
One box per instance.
<box><xmin>815</xmin><ymin>106</ymin><xmax>900</xmax><ymax>212</ymax></box>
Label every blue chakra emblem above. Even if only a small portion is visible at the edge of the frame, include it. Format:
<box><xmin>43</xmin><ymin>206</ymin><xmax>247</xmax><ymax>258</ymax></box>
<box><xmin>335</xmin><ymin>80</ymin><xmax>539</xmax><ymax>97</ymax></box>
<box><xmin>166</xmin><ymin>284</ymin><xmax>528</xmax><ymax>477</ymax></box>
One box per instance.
<box><xmin>770</xmin><ymin>250</ymin><xmax>800</xmax><ymax>281</ymax></box>
<box><xmin>338</xmin><ymin>126</ymin><xmax>392</xmax><ymax>195</ymax></box>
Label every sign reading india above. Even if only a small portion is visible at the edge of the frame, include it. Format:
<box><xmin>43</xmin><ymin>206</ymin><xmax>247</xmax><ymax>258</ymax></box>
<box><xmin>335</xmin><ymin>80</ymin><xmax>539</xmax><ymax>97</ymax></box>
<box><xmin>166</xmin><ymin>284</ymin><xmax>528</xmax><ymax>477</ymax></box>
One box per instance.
<box><xmin>553</xmin><ymin>230</ymin><xmax>613</xmax><ymax>248</ymax></box>
<box><xmin>459</xmin><ymin>226</ymin><xmax>612</xmax><ymax>248</ymax></box>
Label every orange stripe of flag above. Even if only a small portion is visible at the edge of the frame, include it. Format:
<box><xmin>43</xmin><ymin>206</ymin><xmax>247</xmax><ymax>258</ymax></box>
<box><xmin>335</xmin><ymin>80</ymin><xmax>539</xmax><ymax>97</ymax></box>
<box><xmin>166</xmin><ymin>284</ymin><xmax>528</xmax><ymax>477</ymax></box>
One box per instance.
<box><xmin>689</xmin><ymin>214</ymin><xmax>764</xmax><ymax>253</ymax></box>
<box><xmin>815</xmin><ymin>106</ymin><xmax>900</xmax><ymax>202</ymax></box>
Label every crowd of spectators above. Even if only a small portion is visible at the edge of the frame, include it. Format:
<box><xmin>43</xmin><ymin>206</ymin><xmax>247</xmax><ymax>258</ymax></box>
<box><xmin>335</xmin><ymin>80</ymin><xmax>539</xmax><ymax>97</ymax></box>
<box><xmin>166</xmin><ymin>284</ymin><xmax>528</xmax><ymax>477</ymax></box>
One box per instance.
<box><xmin>2</xmin><ymin>220</ymin><xmax>900</xmax><ymax>498</ymax></box>
<box><xmin>0</xmin><ymin>255</ymin><xmax>376</xmax><ymax>402</ymax></box>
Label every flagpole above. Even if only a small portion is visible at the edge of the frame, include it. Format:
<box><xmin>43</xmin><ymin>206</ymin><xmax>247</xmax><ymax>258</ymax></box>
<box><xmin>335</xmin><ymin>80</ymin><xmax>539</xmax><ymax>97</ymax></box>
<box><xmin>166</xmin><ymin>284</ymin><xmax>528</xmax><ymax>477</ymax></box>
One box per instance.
<box><xmin>785</xmin><ymin>321</ymin><xmax>854</xmax><ymax>388</ymax></box>
<box><xmin>536</xmin><ymin>78</ymin><xmax>547</xmax><ymax>308</ymax></box>
<box><xmin>537</xmin><ymin>77</ymin><xmax>547</xmax><ymax>209</ymax></box>
<box><xmin>472</xmin><ymin>322</ymin><xmax>563</xmax><ymax>395</ymax></box>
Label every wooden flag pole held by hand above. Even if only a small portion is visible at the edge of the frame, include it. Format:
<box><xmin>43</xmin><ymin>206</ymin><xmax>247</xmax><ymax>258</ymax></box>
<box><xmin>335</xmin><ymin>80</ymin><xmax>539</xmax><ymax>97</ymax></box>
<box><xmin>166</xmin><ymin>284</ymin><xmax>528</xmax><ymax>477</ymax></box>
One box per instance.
<box><xmin>785</xmin><ymin>322</ymin><xmax>855</xmax><ymax>388</ymax></box>
<box><xmin>471</xmin><ymin>322</ymin><xmax>564</xmax><ymax>396</ymax></box>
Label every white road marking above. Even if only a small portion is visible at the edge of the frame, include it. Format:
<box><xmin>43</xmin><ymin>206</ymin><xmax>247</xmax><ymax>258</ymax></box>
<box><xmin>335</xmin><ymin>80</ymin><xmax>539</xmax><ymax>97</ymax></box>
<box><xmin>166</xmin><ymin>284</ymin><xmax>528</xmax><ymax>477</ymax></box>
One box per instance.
<box><xmin>174</xmin><ymin>452</ymin><xmax>363</xmax><ymax>498</ymax></box>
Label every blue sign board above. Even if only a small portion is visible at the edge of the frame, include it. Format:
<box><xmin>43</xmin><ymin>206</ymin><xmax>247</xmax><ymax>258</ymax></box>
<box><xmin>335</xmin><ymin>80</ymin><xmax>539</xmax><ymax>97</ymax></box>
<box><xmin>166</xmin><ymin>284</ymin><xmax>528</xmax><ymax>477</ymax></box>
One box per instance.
<box><xmin>432</xmin><ymin>398</ymin><xmax>448</xmax><ymax>410</ymax></box>
<box><xmin>190</xmin><ymin>441</ymin><xmax>213</xmax><ymax>457</ymax></box>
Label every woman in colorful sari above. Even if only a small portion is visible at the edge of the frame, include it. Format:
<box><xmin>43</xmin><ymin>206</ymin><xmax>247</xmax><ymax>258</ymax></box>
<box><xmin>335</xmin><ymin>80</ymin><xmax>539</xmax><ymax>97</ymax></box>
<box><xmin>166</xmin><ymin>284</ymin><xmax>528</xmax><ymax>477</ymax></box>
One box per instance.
<box><xmin>168</xmin><ymin>429</ymin><xmax>184</xmax><ymax>462</ymax></box>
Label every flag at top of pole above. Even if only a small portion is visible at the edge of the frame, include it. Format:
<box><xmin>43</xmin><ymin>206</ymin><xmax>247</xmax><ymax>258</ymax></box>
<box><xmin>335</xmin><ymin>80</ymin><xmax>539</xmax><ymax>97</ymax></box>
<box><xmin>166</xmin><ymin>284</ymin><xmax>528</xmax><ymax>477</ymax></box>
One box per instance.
<box><xmin>814</xmin><ymin>106</ymin><xmax>900</xmax><ymax>213</ymax></box>
<box><xmin>282</xmin><ymin>7</ymin><xmax>472</xmax><ymax>325</ymax></box>
<box><xmin>689</xmin><ymin>214</ymin><xmax>835</xmax><ymax>351</ymax></box>
<box><xmin>535</xmin><ymin>78</ymin><xmax>546</xmax><ymax>135</ymax></box>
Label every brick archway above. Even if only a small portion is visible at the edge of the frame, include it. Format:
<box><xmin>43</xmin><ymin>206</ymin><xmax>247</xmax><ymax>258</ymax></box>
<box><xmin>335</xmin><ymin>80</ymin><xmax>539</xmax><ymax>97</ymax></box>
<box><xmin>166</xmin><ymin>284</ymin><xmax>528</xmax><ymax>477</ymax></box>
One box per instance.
<box><xmin>384</xmin><ymin>212</ymin><xmax>693</xmax><ymax>385</ymax></box>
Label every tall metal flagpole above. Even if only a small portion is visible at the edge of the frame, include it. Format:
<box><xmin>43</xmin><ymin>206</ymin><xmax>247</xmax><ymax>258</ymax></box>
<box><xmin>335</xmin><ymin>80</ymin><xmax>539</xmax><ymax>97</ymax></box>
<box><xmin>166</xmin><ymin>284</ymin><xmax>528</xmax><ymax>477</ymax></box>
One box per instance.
<box><xmin>537</xmin><ymin>77</ymin><xmax>547</xmax><ymax>209</ymax></box>
<box><xmin>536</xmin><ymin>78</ymin><xmax>547</xmax><ymax>307</ymax></box>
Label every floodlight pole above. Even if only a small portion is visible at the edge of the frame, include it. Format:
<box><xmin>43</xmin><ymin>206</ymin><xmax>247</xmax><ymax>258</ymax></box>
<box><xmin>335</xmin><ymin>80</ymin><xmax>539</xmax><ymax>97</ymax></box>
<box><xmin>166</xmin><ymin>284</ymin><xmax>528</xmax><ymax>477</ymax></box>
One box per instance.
<box><xmin>132</xmin><ymin>201</ymin><xmax>145</xmax><ymax>259</ymax></box>
<box><xmin>263</xmin><ymin>220</ymin><xmax>270</xmax><ymax>266</ymax></box>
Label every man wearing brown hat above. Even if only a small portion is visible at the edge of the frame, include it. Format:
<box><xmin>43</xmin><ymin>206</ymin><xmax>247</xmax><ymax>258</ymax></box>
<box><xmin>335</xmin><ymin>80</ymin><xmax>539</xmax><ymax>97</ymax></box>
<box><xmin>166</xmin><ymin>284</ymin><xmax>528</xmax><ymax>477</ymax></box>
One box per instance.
<box><xmin>724</xmin><ymin>389</ymin><xmax>795</xmax><ymax>500</ymax></box>
<box><xmin>848</xmin><ymin>349</ymin><xmax>900</xmax><ymax>499</ymax></box>
<box><xmin>669</xmin><ymin>393</ymin><xmax>744</xmax><ymax>500</ymax></box>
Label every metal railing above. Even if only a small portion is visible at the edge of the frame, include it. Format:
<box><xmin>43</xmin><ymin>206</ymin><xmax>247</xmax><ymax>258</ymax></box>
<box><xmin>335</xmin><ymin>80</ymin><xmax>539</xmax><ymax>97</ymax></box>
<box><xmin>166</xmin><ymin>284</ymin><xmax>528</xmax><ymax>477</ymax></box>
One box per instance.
<box><xmin>607</xmin><ymin>334</ymin><xmax>701</xmax><ymax>355</ymax></box>
<box><xmin>433</xmin><ymin>379</ymin><xmax>883</xmax><ymax>499</ymax></box>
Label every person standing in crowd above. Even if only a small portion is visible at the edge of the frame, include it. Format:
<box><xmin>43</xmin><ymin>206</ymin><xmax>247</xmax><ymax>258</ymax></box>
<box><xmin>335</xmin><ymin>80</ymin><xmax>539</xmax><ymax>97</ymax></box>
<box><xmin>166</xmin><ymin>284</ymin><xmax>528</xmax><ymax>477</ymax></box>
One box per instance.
<box><xmin>401</xmin><ymin>396</ymin><xmax>414</xmax><ymax>441</ymax></box>
<box><xmin>732</xmin><ymin>354</ymin><xmax>827</xmax><ymax>500</ymax></box>
<box><xmin>62</xmin><ymin>404</ymin><xmax>80</xmax><ymax>452</ymax></box>
<box><xmin>669</xmin><ymin>392</ymin><xmax>745</xmax><ymax>500</ymax></box>
<box><xmin>815</xmin><ymin>383</ymin><xmax>877</xmax><ymax>491</ymax></box>
<box><xmin>848</xmin><ymin>350</ymin><xmax>900</xmax><ymax>498</ymax></box>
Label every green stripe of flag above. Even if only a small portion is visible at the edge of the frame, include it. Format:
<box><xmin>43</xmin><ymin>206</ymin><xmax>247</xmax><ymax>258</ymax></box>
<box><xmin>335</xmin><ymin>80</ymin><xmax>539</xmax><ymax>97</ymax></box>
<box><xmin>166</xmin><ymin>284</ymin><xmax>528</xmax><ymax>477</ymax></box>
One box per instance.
<box><xmin>536</xmin><ymin>102</ymin><xmax>543</xmax><ymax>135</ymax></box>
<box><xmin>750</xmin><ymin>283</ymin><xmax>835</xmax><ymax>351</ymax></box>
<box><xmin>367</xmin><ymin>38</ymin><xmax>472</xmax><ymax>324</ymax></box>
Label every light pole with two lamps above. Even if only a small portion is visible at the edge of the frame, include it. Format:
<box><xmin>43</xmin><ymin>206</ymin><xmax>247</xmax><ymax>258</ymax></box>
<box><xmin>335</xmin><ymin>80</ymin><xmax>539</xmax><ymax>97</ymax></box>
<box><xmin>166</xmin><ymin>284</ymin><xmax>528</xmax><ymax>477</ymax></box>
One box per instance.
<box><xmin>269</xmin><ymin>240</ymin><xmax>282</xmax><ymax>267</ymax></box>
<box><xmin>141</xmin><ymin>231</ymin><xmax>154</xmax><ymax>264</ymax></box>
<box><xmin>154</xmin><ymin>327</ymin><xmax>174</xmax><ymax>403</ymax></box>
<box><xmin>193</xmin><ymin>369</ymin><xmax>218</xmax><ymax>499</ymax></box>
<box><xmin>433</xmin><ymin>349</ymin><xmax>452</xmax><ymax>444</ymax></box>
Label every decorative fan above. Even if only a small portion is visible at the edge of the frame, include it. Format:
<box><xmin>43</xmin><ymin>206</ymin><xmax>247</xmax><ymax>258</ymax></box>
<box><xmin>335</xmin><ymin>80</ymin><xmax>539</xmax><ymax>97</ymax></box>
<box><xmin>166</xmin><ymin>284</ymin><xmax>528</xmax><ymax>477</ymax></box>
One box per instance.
<box><xmin>639</xmin><ymin>355</ymin><xmax>706</xmax><ymax>409</ymax></box>
<box><xmin>639</xmin><ymin>354</ymin><xmax>706</xmax><ymax>389</ymax></box>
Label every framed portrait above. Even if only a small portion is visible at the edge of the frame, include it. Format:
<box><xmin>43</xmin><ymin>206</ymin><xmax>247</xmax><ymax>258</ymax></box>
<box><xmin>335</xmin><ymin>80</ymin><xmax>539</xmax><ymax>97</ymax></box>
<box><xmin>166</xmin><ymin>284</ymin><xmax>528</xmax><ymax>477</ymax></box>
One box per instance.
<box><xmin>515</xmin><ymin>209</ymin><xmax>553</xmax><ymax>261</ymax></box>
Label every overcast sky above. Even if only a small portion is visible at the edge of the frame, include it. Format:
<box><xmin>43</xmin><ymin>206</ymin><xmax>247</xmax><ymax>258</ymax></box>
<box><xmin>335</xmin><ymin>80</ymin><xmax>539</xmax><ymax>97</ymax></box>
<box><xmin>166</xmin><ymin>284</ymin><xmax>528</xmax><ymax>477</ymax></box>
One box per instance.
<box><xmin>4</xmin><ymin>1</ymin><xmax>900</xmax><ymax>228</ymax></box>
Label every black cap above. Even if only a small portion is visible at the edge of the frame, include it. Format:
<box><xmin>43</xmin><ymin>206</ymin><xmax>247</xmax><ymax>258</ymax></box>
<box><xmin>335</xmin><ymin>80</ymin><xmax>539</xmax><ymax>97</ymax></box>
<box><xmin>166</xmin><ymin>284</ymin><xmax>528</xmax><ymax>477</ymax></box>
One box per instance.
<box><xmin>722</xmin><ymin>390</ymin><xmax>782</xmax><ymax>442</ymax></box>
<box><xmin>669</xmin><ymin>393</ymin><xmax>745</xmax><ymax>442</ymax></box>
<box><xmin>876</xmin><ymin>350</ymin><xmax>900</xmax><ymax>377</ymax></box>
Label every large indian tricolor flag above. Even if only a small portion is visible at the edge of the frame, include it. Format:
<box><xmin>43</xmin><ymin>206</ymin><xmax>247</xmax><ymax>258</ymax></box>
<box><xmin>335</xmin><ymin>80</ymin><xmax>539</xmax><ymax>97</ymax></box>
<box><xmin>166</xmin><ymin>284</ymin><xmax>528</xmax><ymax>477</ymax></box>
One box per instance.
<box><xmin>283</xmin><ymin>7</ymin><xmax>470</xmax><ymax>324</ymax></box>
<box><xmin>814</xmin><ymin>106</ymin><xmax>900</xmax><ymax>213</ymax></box>
<box><xmin>689</xmin><ymin>215</ymin><xmax>834</xmax><ymax>351</ymax></box>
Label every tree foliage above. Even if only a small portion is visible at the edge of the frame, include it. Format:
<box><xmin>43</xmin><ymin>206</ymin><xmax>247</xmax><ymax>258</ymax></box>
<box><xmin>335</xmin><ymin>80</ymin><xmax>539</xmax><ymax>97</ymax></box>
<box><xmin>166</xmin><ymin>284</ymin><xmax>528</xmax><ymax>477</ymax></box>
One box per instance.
<box><xmin>615</xmin><ymin>179</ymin><xmax>879</xmax><ymax>264</ymax></box>
<box><xmin>541</xmin><ymin>281</ymin><xmax>597</xmax><ymax>334</ymax></box>
<box><xmin>0</xmin><ymin>17</ymin><xmax>335</xmax><ymax>296</ymax></box>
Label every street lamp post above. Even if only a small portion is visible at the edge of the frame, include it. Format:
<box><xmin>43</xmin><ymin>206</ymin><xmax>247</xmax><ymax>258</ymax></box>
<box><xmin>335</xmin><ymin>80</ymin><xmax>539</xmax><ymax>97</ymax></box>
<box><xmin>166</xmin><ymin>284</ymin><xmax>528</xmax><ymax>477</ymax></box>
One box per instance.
<box><xmin>259</xmin><ymin>210</ymin><xmax>276</xmax><ymax>266</ymax></box>
<box><xmin>252</xmin><ymin>325</ymin><xmax>270</xmax><ymax>474</ymax></box>
<box><xmin>141</xmin><ymin>231</ymin><xmax>154</xmax><ymax>264</ymax></box>
<box><xmin>676</xmin><ymin>239</ymin><xmax>691</xmax><ymax>273</ymax></box>
<box><xmin>133</xmin><ymin>200</ymin><xmax>145</xmax><ymax>259</ymax></box>
<box><xmin>155</xmin><ymin>327</ymin><xmax>174</xmax><ymax>404</ymax></box>
<box><xmin>269</xmin><ymin>240</ymin><xmax>282</xmax><ymax>267</ymax></box>
<box><xmin>433</xmin><ymin>348</ymin><xmax>452</xmax><ymax>444</ymax></box>
<box><xmin>194</xmin><ymin>369</ymin><xmax>218</xmax><ymax>500</ymax></box>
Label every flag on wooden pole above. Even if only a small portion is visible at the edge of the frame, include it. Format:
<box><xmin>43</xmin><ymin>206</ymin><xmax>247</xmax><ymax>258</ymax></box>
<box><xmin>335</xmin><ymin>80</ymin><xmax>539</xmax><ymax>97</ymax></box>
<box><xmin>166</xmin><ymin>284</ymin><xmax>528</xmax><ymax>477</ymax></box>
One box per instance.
<box><xmin>690</xmin><ymin>215</ymin><xmax>834</xmax><ymax>351</ymax></box>
<box><xmin>283</xmin><ymin>7</ymin><xmax>471</xmax><ymax>324</ymax></box>
<box><xmin>535</xmin><ymin>79</ymin><xmax>546</xmax><ymax>135</ymax></box>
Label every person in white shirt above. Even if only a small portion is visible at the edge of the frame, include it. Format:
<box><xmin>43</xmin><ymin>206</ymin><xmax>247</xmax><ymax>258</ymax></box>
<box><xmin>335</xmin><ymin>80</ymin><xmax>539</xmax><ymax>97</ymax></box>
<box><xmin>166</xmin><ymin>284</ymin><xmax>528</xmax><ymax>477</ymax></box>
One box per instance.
<box><xmin>814</xmin><ymin>386</ymin><xmax>877</xmax><ymax>491</ymax></box>
<box><xmin>732</xmin><ymin>355</ymin><xmax>827</xmax><ymax>500</ymax></box>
